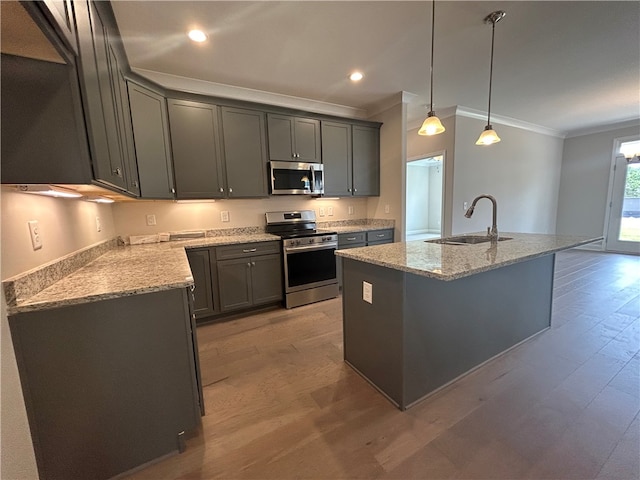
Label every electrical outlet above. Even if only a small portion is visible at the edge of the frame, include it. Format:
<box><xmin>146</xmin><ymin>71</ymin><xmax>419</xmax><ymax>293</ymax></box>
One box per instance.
<box><xmin>327</xmin><ymin>206</ymin><xmax>334</xmax><ymax>216</ymax></box>
<box><xmin>319</xmin><ymin>207</ymin><xmax>325</xmax><ymax>217</ymax></box>
<box><xmin>384</xmin><ymin>204</ymin><xmax>390</xmax><ymax>214</ymax></box>
<box><xmin>363</xmin><ymin>281</ymin><xmax>373</xmax><ymax>304</ymax></box>
<box><xmin>96</xmin><ymin>216</ymin><xmax>102</xmax><ymax>232</ymax></box>
<box><xmin>463</xmin><ymin>201</ymin><xmax>468</xmax><ymax>210</ymax></box>
<box><xmin>348</xmin><ymin>206</ymin><xmax>354</xmax><ymax>215</ymax></box>
<box><xmin>221</xmin><ymin>211</ymin><xmax>230</xmax><ymax>222</ymax></box>
<box><xmin>146</xmin><ymin>214</ymin><xmax>157</xmax><ymax>226</ymax></box>
<box><xmin>28</xmin><ymin>220</ymin><xmax>43</xmax><ymax>250</ymax></box>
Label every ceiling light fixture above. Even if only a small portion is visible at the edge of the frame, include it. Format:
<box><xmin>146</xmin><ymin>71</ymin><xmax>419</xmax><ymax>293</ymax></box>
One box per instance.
<box><xmin>15</xmin><ymin>184</ymin><xmax>82</xmax><ymax>198</ymax></box>
<box><xmin>188</xmin><ymin>29</ymin><xmax>207</xmax><ymax>43</ymax></box>
<box><xmin>349</xmin><ymin>72</ymin><xmax>363</xmax><ymax>82</ymax></box>
<box><xmin>476</xmin><ymin>10</ymin><xmax>506</xmax><ymax>146</ymax></box>
<box><xmin>418</xmin><ymin>0</ymin><xmax>445</xmax><ymax>136</ymax></box>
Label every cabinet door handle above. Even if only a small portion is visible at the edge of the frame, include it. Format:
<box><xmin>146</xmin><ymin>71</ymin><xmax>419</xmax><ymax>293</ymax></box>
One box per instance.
<box><xmin>133</xmin><ymin>180</ymin><xmax>139</xmax><ymax>188</ymax></box>
<box><xmin>347</xmin><ymin>188</ymin><xmax>352</xmax><ymax>192</ymax></box>
<box><xmin>247</xmin><ymin>262</ymin><xmax>251</xmax><ymax>267</ymax></box>
<box><xmin>354</xmin><ymin>188</ymin><xmax>357</xmax><ymax>193</ymax></box>
<box><xmin>113</xmin><ymin>167</ymin><xmax>122</xmax><ymax>177</ymax></box>
<box><xmin>219</xmin><ymin>187</ymin><xmax>224</xmax><ymax>193</ymax></box>
<box><xmin>229</xmin><ymin>187</ymin><xmax>233</xmax><ymax>194</ymax></box>
<box><xmin>242</xmin><ymin>248</ymin><xmax>257</xmax><ymax>253</ymax></box>
<box><xmin>171</xmin><ymin>188</ymin><xmax>176</xmax><ymax>194</ymax></box>
<box><xmin>251</xmin><ymin>261</ymin><xmax>256</xmax><ymax>266</ymax></box>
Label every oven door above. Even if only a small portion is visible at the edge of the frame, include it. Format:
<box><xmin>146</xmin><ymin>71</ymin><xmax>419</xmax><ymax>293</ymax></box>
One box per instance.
<box><xmin>283</xmin><ymin>243</ymin><xmax>337</xmax><ymax>293</ymax></box>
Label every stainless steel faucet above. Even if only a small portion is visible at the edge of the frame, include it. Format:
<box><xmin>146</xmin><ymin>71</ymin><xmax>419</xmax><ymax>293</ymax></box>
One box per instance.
<box><xmin>465</xmin><ymin>194</ymin><xmax>499</xmax><ymax>239</ymax></box>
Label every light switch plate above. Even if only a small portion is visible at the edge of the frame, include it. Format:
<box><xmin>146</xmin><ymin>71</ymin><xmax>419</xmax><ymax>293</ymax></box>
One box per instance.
<box><xmin>319</xmin><ymin>207</ymin><xmax>325</xmax><ymax>217</ymax></box>
<box><xmin>348</xmin><ymin>206</ymin><xmax>354</xmax><ymax>215</ymax></box>
<box><xmin>28</xmin><ymin>220</ymin><xmax>43</xmax><ymax>250</ymax></box>
<box><xmin>96</xmin><ymin>216</ymin><xmax>102</xmax><ymax>232</ymax></box>
<box><xmin>146</xmin><ymin>214</ymin><xmax>157</xmax><ymax>226</ymax></box>
<box><xmin>327</xmin><ymin>206</ymin><xmax>334</xmax><ymax>216</ymax></box>
<box><xmin>221</xmin><ymin>211</ymin><xmax>230</xmax><ymax>222</ymax></box>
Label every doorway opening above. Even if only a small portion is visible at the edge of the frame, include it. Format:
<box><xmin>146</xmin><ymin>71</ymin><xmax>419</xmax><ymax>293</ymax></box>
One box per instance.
<box><xmin>605</xmin><ymin>137</ymin><xmax>640</xmax><ymax>254</ymax></box>
<box><xmin>405</xmin><ymin>153</ymin><xmax>444</xmax><ymax>241</ymax></box>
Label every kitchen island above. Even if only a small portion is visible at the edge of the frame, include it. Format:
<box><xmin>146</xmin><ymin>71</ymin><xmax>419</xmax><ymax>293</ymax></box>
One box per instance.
<box><xmin>335</xmin><ymin>233</ymin><xmax>601</xmax><ymax>410</ymax></box>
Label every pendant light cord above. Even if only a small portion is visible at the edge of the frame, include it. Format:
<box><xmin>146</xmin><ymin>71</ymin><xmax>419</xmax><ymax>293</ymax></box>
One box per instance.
<box><xmin>487</xmin><ymin>17</ymin><xmax>496</xmax><ymax>126</ymax></box>
<box><xmin>429</xmin><ymin>0</ymin><xmax>436</xmax><ymax>113</ymax></box>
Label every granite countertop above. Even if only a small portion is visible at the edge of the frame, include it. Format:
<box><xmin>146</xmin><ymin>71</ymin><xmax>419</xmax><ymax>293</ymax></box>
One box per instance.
<box><xmin>7</xmin><ymin>234</ymin><xmax>280</xmax><ymax>315</ymax></box>
<box><xmin>335</xmin><ymin>232</ymin><xmax>602</xmax><ymax>281</ymax></box>
<box><xmin>319</xmin><ymin>225</ymin><xmax>394</xmax><ymax>234</ymax></box>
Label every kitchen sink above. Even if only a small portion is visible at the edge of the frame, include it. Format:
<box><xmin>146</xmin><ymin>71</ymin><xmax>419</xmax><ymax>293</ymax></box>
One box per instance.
<box><xmin>425</xmin><ymin>235</ymin><xmax>513</xmax><ymax>245</ymax></box>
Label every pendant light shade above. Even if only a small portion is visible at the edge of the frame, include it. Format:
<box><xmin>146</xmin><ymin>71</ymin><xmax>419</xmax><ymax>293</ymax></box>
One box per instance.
<box><xmin>418</xmin><ymin>1</ymin><xmax>445</xmax><ymax>137</ymax></box>
<box><xmin>419</xmin><ymin>112</ymin><xmax>446</xmax><ymax>135</ymax></box>
<box><xmin>476</xmin><ymin>10</ymin><xmax>506</xmax><ymax>146</ymax></box>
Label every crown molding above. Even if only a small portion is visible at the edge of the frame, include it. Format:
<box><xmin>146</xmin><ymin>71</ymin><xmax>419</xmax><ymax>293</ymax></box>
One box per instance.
<box><xmin>366</xmin><ymin>91</ymin><xmax>417</xmax><ymax>119</ymax></box>
<box><xmin>454</xmin><ymin>106</ymin><xmax>566</xmax><ymax>138</ymax></box>
<box><xmin>132</xmin><ymin>68</ymin><xmax>368</xmax><ymax>119</ymax></box>
<box><xmin>565</xmin><ymin>118</ymin><xmax>640</xmax><ymax>138</ymax></box>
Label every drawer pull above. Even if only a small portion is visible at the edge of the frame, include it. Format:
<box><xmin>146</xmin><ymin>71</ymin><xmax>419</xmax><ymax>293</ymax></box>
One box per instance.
<box><xmin>376</xmin><ymin>234</ymin><xmax>385</xmax><ymax>238</ymax></box>
<box><xmin>347</xmin><ymin>237</ymin><xmax>357</xmax><ymax>241</ymax></box>
<box><xmin>242</xmin><ymin>248</ymin><xmax>257</xmax><ymax>253</ymax></box>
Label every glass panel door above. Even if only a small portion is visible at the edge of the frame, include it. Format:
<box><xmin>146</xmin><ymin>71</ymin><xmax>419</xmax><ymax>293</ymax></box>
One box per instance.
<box><xmin>606</xmin><ymin>140</ymin><xmax>640</xmax><ymax>254</ymax></box>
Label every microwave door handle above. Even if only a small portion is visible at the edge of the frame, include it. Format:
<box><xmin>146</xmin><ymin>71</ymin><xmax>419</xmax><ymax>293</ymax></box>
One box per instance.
<box><xmin>310</xmin><ymin>166</ymin><xmax>316</xmax><ymax>193</ymax></box>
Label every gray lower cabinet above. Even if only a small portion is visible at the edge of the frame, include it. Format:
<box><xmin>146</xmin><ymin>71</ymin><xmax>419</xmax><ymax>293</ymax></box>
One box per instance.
<box><xmin>186</xmin><ymin>248</ymin><xmax>217</xmax><ymax>318</ymax></box>
<box><xmin>9</xmin><ymin>288</ymin><xmax>202</xmax><ymax>480</ymax></box>
<box><xmin>217</xmin><ymin>242</ymin><xmax>283</xmax><ymax>312</ymax></box>
<box><xmin>187</xmin><ymin>242</ymin><xmax>283</xmax><ymax>320</ymax></box>
<box><xmin>267</xmin><ymin>113</ymin><xmax>321</xmax><ymax>162</ymax></box>
<box><xmin>128</xmin><ymin>82</ymin><xmax>175</xmax><ymax>198</ymax></box>
<box><xmin>321</xmin><ymin>121</ymin><xmax>380</xmax><ymax>197</ymax></box>
<box><xmin>336</xmin><ymin>229</ymin><xmax>394</xmax><ymax>287</ymax></box>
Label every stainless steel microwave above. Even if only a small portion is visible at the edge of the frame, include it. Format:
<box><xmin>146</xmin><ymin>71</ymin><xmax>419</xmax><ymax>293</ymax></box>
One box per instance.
<box><xmin>269</xmin><ymin>161</ymin><xmax>324</xmax><ymax>195</ymax></box>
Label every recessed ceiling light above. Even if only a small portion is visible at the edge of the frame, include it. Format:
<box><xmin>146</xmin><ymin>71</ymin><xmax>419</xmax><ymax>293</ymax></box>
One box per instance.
<box><xmin>349</xmin><ymin>71</ymin><xmax>364</xmax><ymax>82</ymax></box>
<box><xmin>188</xmin><ymin>29</ymin><xmax>208</xmax><ymax>43</ymax></box>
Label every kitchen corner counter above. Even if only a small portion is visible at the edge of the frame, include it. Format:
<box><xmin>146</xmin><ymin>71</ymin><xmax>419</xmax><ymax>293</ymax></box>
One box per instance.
<box><xmin>5</xmin><ymin>233</ymin><xmax>280</xmax><ymax>315</ymax></box>
<box><xmin>335</xmin><ymin>233</ymin><xmax>601</xmax><ymax>281</ymax></box>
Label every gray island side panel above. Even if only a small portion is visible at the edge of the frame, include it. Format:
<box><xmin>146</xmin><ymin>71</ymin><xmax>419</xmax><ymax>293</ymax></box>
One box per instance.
<box><xmin>402</xmin><ymin>254</ymin><xmax>555</xmax><ymax>407</ymax></box>
<box><xmin>342</xmin><ymin>258</ymin><xmax>405</xmax><ymax>406</ymax></box>
<box><xmin>342</xmin><ymin>253</ymin><xmax>556</xmax><ymax>410</ymax></box>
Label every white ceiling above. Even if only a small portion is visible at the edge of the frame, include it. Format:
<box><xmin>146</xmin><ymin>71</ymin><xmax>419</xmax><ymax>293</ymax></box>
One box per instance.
<box><xmin>111</xmin><ymin>1</ymin><xmax>640</xmax><ymax>136</ymax></box>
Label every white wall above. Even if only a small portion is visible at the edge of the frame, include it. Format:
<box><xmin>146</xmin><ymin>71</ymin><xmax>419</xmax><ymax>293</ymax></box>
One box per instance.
<box><xmin>428</xmin><ymin>164</ymin><xmax>443</xmax><ymax>232</ymax></box>
<box><xmin>367</xmin><ymin>100</ymin><xmax>407</xmax><ymax>240</ymax></box>
<box><xmin>112</xmin><ymin>196</ymin><xmax>369</xmax><ymax>237</ymax></box>
<box><xmin>1</xmin><ymin>188</ymin><xmax>116</xmax><ymax>280</ymax></box>
<box><xmin>407</xmin><ymin>116</ymin><xmax>456</xmax><ymax>236</ymax></box>
<box><xmin>405</xmin><ymin>163</ymin><xmax>431</xmax><ymax>233</ymax></box>
<box><xmin>557</xmin><ymin>124</ymin><xmax>640</xmax><ymax>237</ymax></box>
<box><xmin>451</xmin><ymin>116</ymin><xmax>564</xmax><ymax>235</ymax></box>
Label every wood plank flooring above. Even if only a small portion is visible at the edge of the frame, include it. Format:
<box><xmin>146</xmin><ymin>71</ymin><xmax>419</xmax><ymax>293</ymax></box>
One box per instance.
<box><xmin>126</xmin><ymin>250</ymin><xmax>639</xmax><ymax>480</ymax></box>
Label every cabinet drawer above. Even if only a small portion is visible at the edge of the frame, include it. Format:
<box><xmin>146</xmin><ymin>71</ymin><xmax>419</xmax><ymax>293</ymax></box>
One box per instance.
<box><xmin>338</xmin><ymin>232</ymin><xmax>366</xmax><ymax>248</ymax></box>
<box><xmin>215</xmin><ymin>241</ymin><xmax>281</xmax><ymax>260</ymax></box>
<box><xmin>367</xmin><ymin>229</ymin><xmax>393</xmax><ymax>243</ymax></box>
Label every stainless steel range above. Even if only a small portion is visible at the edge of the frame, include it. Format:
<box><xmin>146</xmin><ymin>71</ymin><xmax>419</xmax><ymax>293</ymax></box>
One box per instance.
<box><xmin>265</xmin><ymin>210</ymin><xmax>338</xmax><ymax>308</ymax></box>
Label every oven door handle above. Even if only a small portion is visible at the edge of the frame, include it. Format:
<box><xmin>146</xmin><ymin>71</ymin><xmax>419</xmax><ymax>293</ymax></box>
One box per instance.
<box><xmin>284</xmin><ymin>243</ymin><xmax>337</xmax><ymax>253</ymax></box>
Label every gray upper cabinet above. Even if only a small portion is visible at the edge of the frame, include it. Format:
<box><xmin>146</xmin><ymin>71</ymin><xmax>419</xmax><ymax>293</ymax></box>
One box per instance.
<box><xmin>75</xmin><ymin>0</ymin><xmax>128</xmax><ymax>191</ymax></box>
<box><xmin>352</xmin><ymin>125</ymin><xmax>380</xmax><ymax>196</ymax></box>
<box><xmin>39</xmin><ymin>0</ymin><xmax>78</xmax><ymax>55</ymax></box>
<box><xmin>321</xmin><ymin>121</ymin><xmax>380</xmax><ymax>197</ymax></box>
<box><xmin>220</xmin><ymin>107</ymin><xmax>269</xmax><ymax>197</ymax></box>
<box><xmin>321</xmin><ymin>121</ymin><xmax>353</xmax><ymax>196</ymax></box>
<box><xmin>267</xmin><ymin>114</ymin><xmax>321</xmax><ymax>162</ymax></box>
<box><xmin>128</xmin><ymin>82</ymin><xmax>175</xmax><ymax>199</ymax></box>
<box><xmin>168</xmin><ymin>99</ymin><xmax>225</xmax><ymax>199</ymax></box>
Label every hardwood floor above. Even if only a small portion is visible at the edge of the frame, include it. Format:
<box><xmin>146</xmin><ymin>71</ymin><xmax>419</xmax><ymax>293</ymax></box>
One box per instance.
<box><xmin>127</xmin><ymin>250</ymin><xmax>639</xmax><ymax>480</ymax></box>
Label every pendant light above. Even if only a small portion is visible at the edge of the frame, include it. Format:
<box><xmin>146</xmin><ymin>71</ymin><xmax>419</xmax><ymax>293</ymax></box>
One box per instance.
<box><xmin>476</xmin><ymin>10</ymin><xmax>506</xmax><ymax>146</ymax></box>
<box><xmin>418</xmin><ymin>0</ymin><xmax>445</xmax><ymax>136</ymax></box>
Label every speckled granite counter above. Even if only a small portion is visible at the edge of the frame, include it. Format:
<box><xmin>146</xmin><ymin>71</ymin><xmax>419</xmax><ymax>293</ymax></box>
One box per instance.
<box><xmin>335</xmin><ymin>232</ymin><xmax>601</xmax><ymax>281</ymax></box>
<box><xmin>5</xmin><ymin>233</ymin><xmax>280</xmax><ymax>315</ymax></box>
<box><xmin>317</xmin><ymin>219</ymin><xmax>395</xmax><ymax>234</ymax></box>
